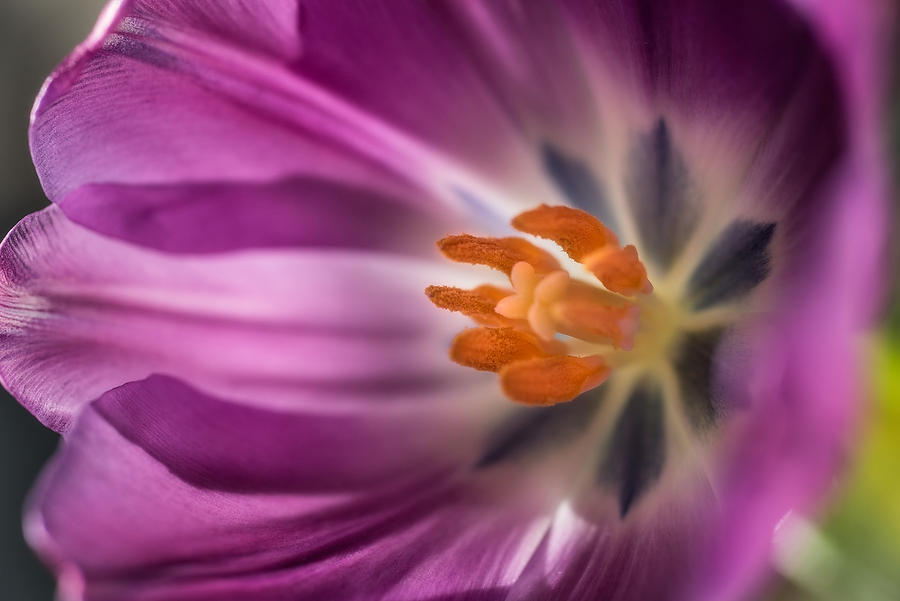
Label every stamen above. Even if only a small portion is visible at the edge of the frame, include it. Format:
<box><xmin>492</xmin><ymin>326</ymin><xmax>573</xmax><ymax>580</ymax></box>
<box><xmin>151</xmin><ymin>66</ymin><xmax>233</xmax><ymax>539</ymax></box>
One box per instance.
<box><xmin>511</xmin><ymin>204</ymin><xmax>618</xmax><ymax>261</ymax></box>
<box><xmin>428</xmin><ymin>205</ymin><xmax>655</xmax><ymax>406</ymax></box>
<box><xmin>450</xmin><ymin>327</ymin><xmax>556</xmax><ymax>372</ymax></box>
<box><xmin>511</xmin><ymin>204</ymin><xmax>651</xmax><ymax>297</ymax></box>
<box><xmin>500</xmin><ymin>355</ymin><xmax>609</xmax><ymax>406</ymax></box>
<box><xmin>436</xmin><ymin>234</ymin><xmax>561</xmax><ymax>275</ymax></box>
<box><xmin>582</xmin><ymin>245</ymin><xmax>653</xmax><ymax>297</ymax></box>
<box><xmin>425</xmin><ymin>285</ymin><xmax>514</xmax><ymax>327</ymax></box>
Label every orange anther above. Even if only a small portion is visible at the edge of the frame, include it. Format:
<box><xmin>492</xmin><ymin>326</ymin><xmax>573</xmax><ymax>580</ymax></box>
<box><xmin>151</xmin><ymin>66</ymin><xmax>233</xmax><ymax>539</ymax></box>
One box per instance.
<box><xmin>499</xmin><ymin>355</ymin><xmax>609</xmax><ymax>405</ymax></box>
<box><xmin>511</xmin><ymin>204</ymin><xmax>618</xmax><ymax>262</ymax></box>
<box><xmin>584</xmin><ymin>245</ymin><xmax>653</xmax><ymax>297</ymax></box>
<box><xmin>450</xmin><ymin>327</ymin><xmax>552</xmax><ymax>372</ymax></box>
<box><xmin>436</xmin><ymin>234</ymin><xmax>561</xmax><ymax>275</ymax></box>
<box><xmin>425</xmin><ymin>285</ymin><xmax>514</xmax><ymax>327</ymax></box>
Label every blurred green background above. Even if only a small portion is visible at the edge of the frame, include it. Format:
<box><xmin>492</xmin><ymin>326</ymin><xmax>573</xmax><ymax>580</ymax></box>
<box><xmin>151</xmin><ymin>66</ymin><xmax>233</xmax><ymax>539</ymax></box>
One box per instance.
<box><xmin>0</xmin><ymin>2</ymin><xmax>896</xmax><ymax>600</ymax></box>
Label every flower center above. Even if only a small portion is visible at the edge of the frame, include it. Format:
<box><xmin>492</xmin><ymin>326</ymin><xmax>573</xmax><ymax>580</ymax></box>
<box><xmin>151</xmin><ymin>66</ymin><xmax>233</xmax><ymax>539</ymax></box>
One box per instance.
<box><xmin>427</xmin><ymin>205</ymin><xmax>663</xmax><ymax>406</ymax></box>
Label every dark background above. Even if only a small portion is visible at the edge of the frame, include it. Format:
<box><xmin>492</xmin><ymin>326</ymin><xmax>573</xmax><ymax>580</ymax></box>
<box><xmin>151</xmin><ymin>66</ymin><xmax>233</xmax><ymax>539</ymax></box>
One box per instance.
<box><xmin>0</xmin><ymin>2</ymin><xmax>105</xmax><ymax>599</ymax></box>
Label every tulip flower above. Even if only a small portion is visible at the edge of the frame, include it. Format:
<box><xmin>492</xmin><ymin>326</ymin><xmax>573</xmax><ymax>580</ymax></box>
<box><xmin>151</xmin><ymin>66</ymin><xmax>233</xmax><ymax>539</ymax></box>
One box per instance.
<box><xmin>1</xmin><ymin>1</ymin><xmax>885</xmax><ymax>600</ymax></box>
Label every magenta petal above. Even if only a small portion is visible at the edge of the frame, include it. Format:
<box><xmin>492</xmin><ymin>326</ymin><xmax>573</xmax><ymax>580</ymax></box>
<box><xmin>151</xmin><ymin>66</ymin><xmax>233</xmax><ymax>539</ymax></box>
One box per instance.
<box><xmin>559</xmin><ymin>0</ymin><xmax>847</xmax><ymax>223</ymax></box>
<box><xmin>558</xmin><ymin>0</ymin><xmax>826</xmax><ymax>121</ymax></box>
<box><xmin>26</xmin><ymin>375</ymin><xmax>532</xmax><ymax>601</ymax></box>
<box><xmin>124</xmin><ymin>0</ymin><xmax>305</xmax><ymax>60</ymax></box>
<box><xmin>92</xmin><ymin>374</ymin><xmax>485</xmax><ymax>493</ymax></box>
<box><xmin>30</xmin><ymin>373</ymin><xmax>707</xmax><ymax>601</ymax></box>
<box><xmin>31</xmin><ymin>11</ymin><xmax>415</xmax><ymax>203</ymax></box>
<box><xmin>94</xmin><ymin>376</ymin><xmax>492</xmax><ymax>493</ymax></box>
<box><xmin>31</xmin><ymin>0</ymin><xmax>580</xmax><ymax>251</ymax></box>
<box><xmin>58</xmin><ymin>177</ymin><xmax>457</xmax><ymax>254</ymax></box>
<box><xmin>689</xmin><ymin>1</ymin><xmax>890</xmax><ymax>598</ymax></box>
<box><xmin>0</xmin><ymin>207</ymin><xmax>477</xmax><ymax>431</ymax></box>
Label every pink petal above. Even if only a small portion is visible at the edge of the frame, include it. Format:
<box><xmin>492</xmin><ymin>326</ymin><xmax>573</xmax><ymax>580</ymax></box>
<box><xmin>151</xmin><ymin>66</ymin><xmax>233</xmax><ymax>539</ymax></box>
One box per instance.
<box><xmin>0</xmin><ymin>207</ymin><xmax>483</xmax><ymax>431</ymax></box>
<box><xmin>29</xmin><ymin>374</ymin><xmax>705</xmax><ymax>601</ymax></box>
<box><xmin>33</xmin><ymin>0</ymin><xmax>586</xmax><ymax>251</ymax></box>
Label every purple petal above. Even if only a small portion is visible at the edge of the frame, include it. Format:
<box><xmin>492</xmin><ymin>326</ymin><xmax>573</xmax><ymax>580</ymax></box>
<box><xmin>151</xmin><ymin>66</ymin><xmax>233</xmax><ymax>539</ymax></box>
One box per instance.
<box><xmin>32</xmin><ymin>0</ymin><xmax>595</xmax><ymax>252</ymax></box>
<box><xmin>691</xmin><ymin>0</ymin><xmax>891</xmax><ymax>597</ymax></box>
<box><xmin>505</xmin><ymin>487</ymin><xmax>712</xmax><ymax>601</ymax></box>
<box><xmin>557</xmin><ymin>0</ymin><xmax>829</xmax><ymax>129</ymax></box>
<box><xmin>26</xmin><ymin>375</ymin><xmax>538</xmax><ymax>601</ymax></box>
<box><xmin>58</xmin><ymin>177</ymin><xmax>459</xmax><ymax>254</ymax></box>
<box><xmin>90</xmin><ymin>375</ymin><xmax>490</xmax><ymax>494</ymax></box>
<box><xmin>32</xmin><ymin>0</ymin><xmax>417</xmax><ymax>207</ymax></box>
<box><xmin>0</xmin><ymin>207</ymin><xmax>481</xmax><ymax>431</ymax></box>
<box><xmin>29</xmin><ymin>373</ymin><xmax>707</xmax><ymax>601</ymax></box>
<box><xmin>784</xmin><ymin>0</ymin><xmax>890</xmax><ymax>321</ymax></box>
<box><xmin>32</xmin><ymin>0</ymin><xmax>851</xmax><ymax>255</ymax></box>
<box><xmin>691</xmin><ymin>295</ymin><xmax>861</xmax><ymax>601</ymax></box>
<box><xmin>556</xmin><ymin>0</ymin><xmax>846</xmax><ymax>233</ymax></box>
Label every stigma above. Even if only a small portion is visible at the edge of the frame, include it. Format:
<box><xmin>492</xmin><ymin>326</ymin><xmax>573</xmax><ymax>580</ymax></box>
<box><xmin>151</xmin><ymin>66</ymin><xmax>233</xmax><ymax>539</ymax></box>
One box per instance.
<box><xmin>427</xmin><ymin>205</ymin><xmax>653</xmax><ymax>406</ymax></box>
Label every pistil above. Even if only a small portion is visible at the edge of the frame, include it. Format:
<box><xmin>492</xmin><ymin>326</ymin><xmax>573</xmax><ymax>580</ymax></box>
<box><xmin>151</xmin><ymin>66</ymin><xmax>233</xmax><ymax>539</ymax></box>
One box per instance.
<box><xmin>494</xmin><ymin>262</ymin><xmax>570</xmax><ymax>341</ymax></box>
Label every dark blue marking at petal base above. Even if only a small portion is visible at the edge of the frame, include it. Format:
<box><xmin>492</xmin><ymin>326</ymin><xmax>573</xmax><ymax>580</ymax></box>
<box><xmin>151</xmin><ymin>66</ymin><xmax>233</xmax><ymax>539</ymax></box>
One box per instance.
<box><xmin>477</xmin><ymin>387</ymin><xmax>601</xmax><ymax>468</ymax></box>
<box><xmin>626</xmin><ymin>119</ymin><xmax>699</xmax><ymax>270</ymax></box>
<box><xmin>541</xmin><ymin>144</ymin><xmax>618</xmax><ymax>232</ymax></box>
<box><xmin>674</xmin><ymin>328</ymin><xmax>725</xmax><ymax>431</ymax></box>
<box><xmin>688</xmin><ymin>220</ymin><xmax>776</xmax><ymax>310</ymax></box>
<box><xmin>599</xmin><ymin>381</ymin><xmax>665</xmax><ymax>517</ymax></box>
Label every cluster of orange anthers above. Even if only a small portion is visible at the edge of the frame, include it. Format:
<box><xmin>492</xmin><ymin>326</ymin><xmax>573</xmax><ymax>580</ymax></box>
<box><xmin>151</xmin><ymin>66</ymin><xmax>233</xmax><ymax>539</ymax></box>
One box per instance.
<box><xmin>426</xmin><ymin>205</ymin><xmax>653</xmax><ymax>406</ymax></box>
